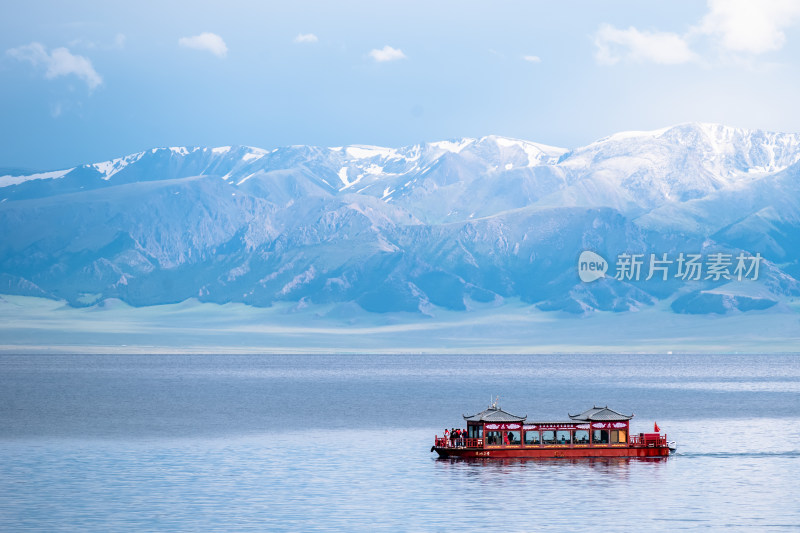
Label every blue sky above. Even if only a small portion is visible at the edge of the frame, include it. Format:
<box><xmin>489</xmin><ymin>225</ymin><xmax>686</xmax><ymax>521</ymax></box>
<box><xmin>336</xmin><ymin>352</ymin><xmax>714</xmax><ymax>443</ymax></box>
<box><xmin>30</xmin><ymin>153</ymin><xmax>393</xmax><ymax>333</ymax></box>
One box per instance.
<box><xmin>3</xmin><ymin>0</ymin><xmax>800</xmax><ymax>170</ymax></box>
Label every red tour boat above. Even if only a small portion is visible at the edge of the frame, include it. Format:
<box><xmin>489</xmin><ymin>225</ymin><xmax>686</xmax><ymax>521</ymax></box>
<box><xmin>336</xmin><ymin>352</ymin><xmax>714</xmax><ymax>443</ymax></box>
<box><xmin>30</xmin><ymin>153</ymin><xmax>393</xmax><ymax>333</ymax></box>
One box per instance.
<box><xmin>432</xmin><ymin>400</ymin><xmax>676</xmax><ymax>458</ymax></box>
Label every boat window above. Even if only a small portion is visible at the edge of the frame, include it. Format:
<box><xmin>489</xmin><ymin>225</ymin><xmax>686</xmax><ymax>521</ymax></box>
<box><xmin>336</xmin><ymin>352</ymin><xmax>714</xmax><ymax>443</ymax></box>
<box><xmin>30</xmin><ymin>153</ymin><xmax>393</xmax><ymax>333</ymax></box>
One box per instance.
<box><xmin>524</xmin><ymin>430</ymin><xmax>540</xmax><ymax>445</ymax></box>
<box><xmin>574</xmin><ymin>430</ymin><xmax>589</xmax><ymax>444</ymax></box>
<box><xmin>486</xmin><ymin>431</ymin><xmax>502</xmax><ymax>446</ymax></box>
<box><xmin>542</xmin><ymin>430</ymin><xmax>556</xmax><ymax>444</ymax></box>
<box><xmin>468</xmin><ymin>426</ymin><xmax>484</xmax><ymax>438</ymax></box>
<box><xmin>556</xmin><ymin>430</ymin><xmax>571</xmax><ymax>444</ymax></box>
<box><xmin>507</xmin><ymin>431</ymin><xmax>520</xmax><ymax>445</ymax></box>
<box><xmin>593</xmin><ymin>429</ymin><xmax>609</xmax><ymax>444</ymax></box>
<box><xmin>611</xmin><ymin>430</ymin><xmax>627</xmax><ymax>444</ymax></box>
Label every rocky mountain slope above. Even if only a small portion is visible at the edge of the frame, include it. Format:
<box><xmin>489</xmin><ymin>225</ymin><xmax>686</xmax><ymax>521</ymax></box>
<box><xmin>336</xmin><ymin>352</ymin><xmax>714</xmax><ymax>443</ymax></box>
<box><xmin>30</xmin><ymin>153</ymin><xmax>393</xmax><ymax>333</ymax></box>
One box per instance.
<box><xmin>2</xmin><ymin>123</ymin><xmax>799</xmax><ymax>315</ymax></box>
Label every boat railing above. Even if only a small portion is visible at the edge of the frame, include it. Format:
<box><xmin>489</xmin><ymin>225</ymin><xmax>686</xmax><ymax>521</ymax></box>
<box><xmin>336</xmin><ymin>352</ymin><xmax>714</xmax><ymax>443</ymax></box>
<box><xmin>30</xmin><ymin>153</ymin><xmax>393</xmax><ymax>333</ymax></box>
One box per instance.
<box><xmin>630</xmin><ymin>434</ymin><xmax>668</xmax><ymax>447</ymax></box>
<box><xmin>435</xmin><ymin>436</ymin><xmax>483</xmax><ymax>448</ymax></box>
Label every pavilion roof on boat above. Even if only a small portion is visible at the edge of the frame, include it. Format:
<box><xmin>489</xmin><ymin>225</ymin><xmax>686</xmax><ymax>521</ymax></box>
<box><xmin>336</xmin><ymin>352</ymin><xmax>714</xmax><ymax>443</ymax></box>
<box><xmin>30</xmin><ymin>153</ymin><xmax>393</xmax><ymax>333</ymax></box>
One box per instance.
<box><xmin>463</xmin><ymin>405</ymin><xmax>527</xmax><ymax>423</ymax></box>
<box><xmin>568</xmin><ymin>406</ymin><xmax>633</xmax><ymax>422</ymax></box>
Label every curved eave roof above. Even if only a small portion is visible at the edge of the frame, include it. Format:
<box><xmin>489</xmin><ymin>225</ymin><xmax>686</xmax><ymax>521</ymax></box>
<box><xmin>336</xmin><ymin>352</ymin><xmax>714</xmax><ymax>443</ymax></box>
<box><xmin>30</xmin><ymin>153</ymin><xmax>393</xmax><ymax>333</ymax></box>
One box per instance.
<box><xmin>464</xmin><ymin>407</ymin><xmax>526</xmax><ymax>423</ymax></box>
<box><xmin>568</xmin><ymin>406</ymin><xmax>633</xmax><ymax>421</ymax></box>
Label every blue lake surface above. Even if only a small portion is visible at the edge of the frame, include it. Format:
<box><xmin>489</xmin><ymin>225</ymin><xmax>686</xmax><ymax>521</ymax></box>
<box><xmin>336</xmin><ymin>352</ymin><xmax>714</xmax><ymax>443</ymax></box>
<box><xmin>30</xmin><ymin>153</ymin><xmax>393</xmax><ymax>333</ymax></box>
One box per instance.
<box><xmin>1</xmin><ymin>354</ymin><xmax>799</xmax><ymax>531</ymax></box>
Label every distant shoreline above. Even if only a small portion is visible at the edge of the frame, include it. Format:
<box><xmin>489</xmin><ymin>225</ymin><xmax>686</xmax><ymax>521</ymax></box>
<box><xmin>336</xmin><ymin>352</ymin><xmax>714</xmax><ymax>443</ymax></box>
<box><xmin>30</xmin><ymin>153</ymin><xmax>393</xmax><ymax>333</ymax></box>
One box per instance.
<box><xmin>2</xmin><ymin>294</ymin><xmax>798</xmax><ymax>355</ymax></box>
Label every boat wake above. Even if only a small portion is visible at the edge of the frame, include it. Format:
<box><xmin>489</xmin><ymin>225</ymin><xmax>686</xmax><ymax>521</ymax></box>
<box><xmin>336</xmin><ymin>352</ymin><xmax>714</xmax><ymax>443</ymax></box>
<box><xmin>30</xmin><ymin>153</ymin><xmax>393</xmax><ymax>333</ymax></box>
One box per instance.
<box><xmin>674</xmin><ymin>450</ymin><xmax>800</xmax><ymax>459</ymax></box>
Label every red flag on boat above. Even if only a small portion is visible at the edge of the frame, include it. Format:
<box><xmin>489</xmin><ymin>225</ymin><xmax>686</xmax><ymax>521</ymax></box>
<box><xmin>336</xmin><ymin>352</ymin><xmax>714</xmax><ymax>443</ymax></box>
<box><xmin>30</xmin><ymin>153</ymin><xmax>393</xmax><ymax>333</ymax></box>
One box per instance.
<box><xmin>654</xmin><ymin>422</ymin><xmax>660</xmax><ymax>432</ymax></box>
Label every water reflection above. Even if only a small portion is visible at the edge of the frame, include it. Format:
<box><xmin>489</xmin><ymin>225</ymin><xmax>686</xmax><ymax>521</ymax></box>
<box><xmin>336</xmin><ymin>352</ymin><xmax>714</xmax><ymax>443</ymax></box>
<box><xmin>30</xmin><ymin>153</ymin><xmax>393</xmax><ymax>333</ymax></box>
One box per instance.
<box><xmin>435</xmin><ymin>456</ymin><xmax>668</xmax><ymax>468</ymax></box>
<box><xmin>433</xmin><ymin>455</ymin><xmax>669</xmax><ymax>484</ymax></box>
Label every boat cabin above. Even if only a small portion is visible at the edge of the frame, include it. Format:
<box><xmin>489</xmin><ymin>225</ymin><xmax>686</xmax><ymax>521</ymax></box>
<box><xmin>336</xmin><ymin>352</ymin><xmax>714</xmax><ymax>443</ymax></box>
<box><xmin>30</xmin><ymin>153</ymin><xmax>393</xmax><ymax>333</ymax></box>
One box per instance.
<box><xmin>448</xmin><ymin>404</ymin><xmax>634</xmax><ymax>449</ymax></box>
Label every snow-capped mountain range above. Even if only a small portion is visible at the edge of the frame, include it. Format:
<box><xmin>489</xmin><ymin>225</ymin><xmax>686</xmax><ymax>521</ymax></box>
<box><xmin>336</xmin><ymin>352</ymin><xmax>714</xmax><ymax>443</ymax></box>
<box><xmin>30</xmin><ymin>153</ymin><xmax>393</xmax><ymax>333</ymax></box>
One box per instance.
<box><xmin>2</xmin><ymin>122</ymin><xmax>800</xmax><ymax>315</ymax></box>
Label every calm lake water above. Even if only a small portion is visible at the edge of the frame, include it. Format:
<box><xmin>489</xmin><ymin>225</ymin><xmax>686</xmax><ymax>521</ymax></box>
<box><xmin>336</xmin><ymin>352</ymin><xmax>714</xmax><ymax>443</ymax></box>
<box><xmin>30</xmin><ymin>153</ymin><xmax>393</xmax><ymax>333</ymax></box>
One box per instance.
<box><xmin>1</xmin><ymin>354</ymin><xmax>799</xmax><ymax>531</ymax></box>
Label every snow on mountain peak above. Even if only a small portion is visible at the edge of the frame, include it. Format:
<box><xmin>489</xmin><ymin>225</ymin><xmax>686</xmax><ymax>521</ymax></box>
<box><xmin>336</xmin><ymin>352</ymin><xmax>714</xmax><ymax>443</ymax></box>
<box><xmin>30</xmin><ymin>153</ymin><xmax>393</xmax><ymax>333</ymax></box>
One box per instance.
<box><xmin>664</xmin><ymin>122</ymin><xmax>800</xmax><ymax>174</ymax></box>
<box><xmin>344</xmin><ymin>145</ymin><xmax>402</xmax><ymax>160</ymax></box>
<box><xmin>3</xmin><ymin>124</ymin><xmax>800</xmax><ymax>207</ymax></box>
<box><xmin>241</xmin><ymin>147</ymin><xmax>268</xmax><ymax>162</ymax></box>
<box><xmin>169</xmin><ymin>146</ymin><xmax>192</xmax><ymax>156</ymax></box>
<box><xmin>428</xmin><ymin>139</ymin><xmax>476</xmax><ymax>154</ymax></box>
<box><xmin>0</xmin><ymin>169</ymin><xmax>71</xmax><ymax>188</ymax></box>
<box><xmin>91</xmin><ymin>152</ymin><xmax>146</xmax><ymax>180</ymax></box>
<box><xmin>592</xmin><ymin>126</ymin><xmax>672</xmax><ymax>145</ymax></box>
<box><xmin>548</xmin><ymin>122</ymin><xmax>800</xmax><ymax>212</ymax></box>
<box><xmin>478</xmin><ymin>135</ymin><xmax>567</xmax><ymax>165</ymax></box>
<box><xmin>582</xmin><ymin>122</ymin><xmax>800</xmax><ymax>175</ymax></box>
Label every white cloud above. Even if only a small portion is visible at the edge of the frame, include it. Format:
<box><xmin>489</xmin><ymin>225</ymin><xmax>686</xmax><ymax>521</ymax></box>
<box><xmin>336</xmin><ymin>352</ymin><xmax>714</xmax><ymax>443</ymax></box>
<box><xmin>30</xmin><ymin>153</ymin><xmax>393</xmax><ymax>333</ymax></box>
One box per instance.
<box><xmin>594</xmin><ymin>24</ymin><xmax>697</xmax><ymax>65</ymax></box>
<box><xmin>6</xmin><ymin>42</ymin><xmax>103</xmax><ymax>90</ymax></box>
<box><xmin>294</xmin><ymin>33</ymin><xmax>318</xmax><ymax>44</ymax></box>
<box><xmin>178</xmin><ymin>32</ymin><xmax>228</xmax><ymax>58</ymax></box>
<box><xmin>697</xmin><ymin>0</ymin><xmax>800</xmax><ymax>54</ymax></box>
<box><xmin>114</xmin><ymin>33</ymin><xmax>126</xmax><ymax>49</ymax></box>
<box><xmin>369</xmin><ymin>45</ymin><xmax>406</xmax><ymax>62</ymax></box>
<box><xmin>596</xmin><ymin>0</ymin><xmax>800</xmax><ymax>66</ymax></box>
<box><xmin>522</xmin><ymin>55</ymin><xmax>541</xmax><ymax>63</ymax></box>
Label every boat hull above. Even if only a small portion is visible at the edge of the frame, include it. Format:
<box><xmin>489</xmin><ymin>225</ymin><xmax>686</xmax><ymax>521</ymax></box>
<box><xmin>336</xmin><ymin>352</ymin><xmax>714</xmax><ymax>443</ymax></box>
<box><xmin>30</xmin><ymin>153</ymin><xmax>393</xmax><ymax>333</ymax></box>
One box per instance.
<box><xmin>434</xmin><ymin>446</ymin><xmax>671</xmax><ymax>459</ymax></box>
